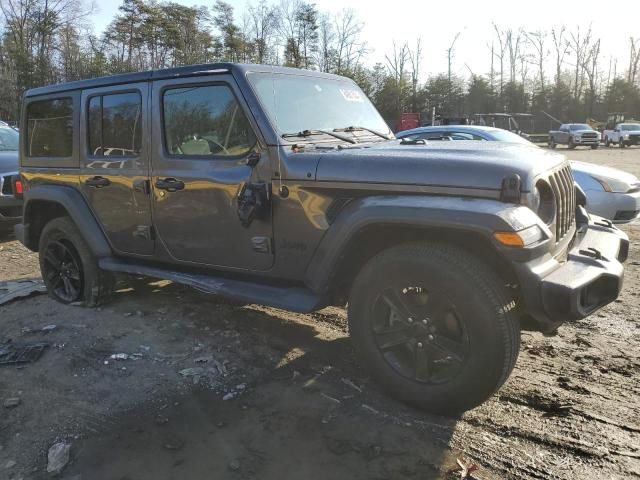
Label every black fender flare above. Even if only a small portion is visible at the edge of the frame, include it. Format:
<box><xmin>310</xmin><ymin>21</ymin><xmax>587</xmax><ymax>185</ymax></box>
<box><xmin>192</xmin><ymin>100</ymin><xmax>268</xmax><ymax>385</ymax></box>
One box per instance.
<box><xmin>21</xmin><ymin>185</ymin><xmax>112</xmax><ymax>257</ymax></box>
<box><xmin>305</xmin><ymin>195</ymin><xmax>542</xmax><ymax>293</ymax></box>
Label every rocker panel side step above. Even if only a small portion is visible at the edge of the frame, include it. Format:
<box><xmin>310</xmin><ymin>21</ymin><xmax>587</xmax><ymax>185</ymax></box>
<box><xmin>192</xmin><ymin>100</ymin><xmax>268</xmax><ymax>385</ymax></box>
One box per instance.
<box><xmin>98</xmin><ymin>258</ymin><xmax>322</xmax><ymax>313</ymax></box>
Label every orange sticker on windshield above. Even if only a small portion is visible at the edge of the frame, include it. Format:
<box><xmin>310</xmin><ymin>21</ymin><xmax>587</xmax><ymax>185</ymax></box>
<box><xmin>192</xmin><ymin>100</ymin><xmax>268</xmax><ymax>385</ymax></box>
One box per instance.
<box><xmin>340</xmin><ymin>89</ymin><xmax>364</xmax><ymax>102</ymax></box>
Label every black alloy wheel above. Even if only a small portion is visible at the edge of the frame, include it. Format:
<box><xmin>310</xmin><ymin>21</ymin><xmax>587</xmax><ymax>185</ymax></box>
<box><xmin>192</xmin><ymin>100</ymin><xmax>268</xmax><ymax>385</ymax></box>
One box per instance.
<box><xmin>42</xmin><ymin>240</ymin><xmax>83</xmax><ymax>302</ymax></box>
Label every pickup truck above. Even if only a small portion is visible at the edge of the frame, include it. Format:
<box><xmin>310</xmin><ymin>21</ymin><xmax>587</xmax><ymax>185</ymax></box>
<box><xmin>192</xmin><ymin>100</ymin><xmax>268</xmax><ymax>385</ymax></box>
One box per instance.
<box><xmin>548</xmin><ymin>124</ymin><xmax>600</xmax><ymax>149</ymax></box>
<box><xmin>602</xmin><ymin>123</ymin><xmax>640</xmax><ymax>148</ymax></box>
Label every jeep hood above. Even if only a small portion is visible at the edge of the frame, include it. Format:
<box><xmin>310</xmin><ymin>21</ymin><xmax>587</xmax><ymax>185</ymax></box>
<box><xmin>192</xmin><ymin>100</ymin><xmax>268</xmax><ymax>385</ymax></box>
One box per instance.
<box><xmin>0</xmin><ymin>150</ymin><xmax>18</xmax><ymax>173</ymax></box>
<box><xmin>314</xmin><ymin>141</ymin><xmax>567</xmax><ymax>192</ymax></box>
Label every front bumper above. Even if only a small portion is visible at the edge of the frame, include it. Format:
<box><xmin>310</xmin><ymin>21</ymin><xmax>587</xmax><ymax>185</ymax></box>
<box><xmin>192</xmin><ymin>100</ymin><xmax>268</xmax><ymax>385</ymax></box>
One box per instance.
<box><xmin>574</xmin><ymin>136</ymin><xmax>599</xmax><ymax>145</ymax></box>
<box><xmin>514</xmin><ymin>210</ymin><xmax>628</xmax><ymax>332</ymax></box>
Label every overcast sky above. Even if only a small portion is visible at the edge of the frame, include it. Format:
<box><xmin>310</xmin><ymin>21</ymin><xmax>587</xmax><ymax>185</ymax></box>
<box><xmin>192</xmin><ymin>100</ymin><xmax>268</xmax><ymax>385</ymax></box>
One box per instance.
<box><xmin>90</xmin><ymin>0</ymin><xmax>640</xmax><ymax>79</ymax></box>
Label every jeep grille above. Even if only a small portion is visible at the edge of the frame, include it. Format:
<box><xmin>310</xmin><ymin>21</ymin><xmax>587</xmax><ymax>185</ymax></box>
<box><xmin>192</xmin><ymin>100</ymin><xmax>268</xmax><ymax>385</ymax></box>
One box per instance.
<box><xmin>549</xmin><ymin>165</ymin><xmax>576</xmax><ymax>240</ymax></box>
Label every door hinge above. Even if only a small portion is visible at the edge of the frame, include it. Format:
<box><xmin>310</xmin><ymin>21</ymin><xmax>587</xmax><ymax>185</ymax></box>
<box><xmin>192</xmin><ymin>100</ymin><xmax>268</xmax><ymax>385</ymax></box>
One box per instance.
<box><xmin>251</xmin><ymin>236</ymin><xmax>272</xmax><ymax>254</ymax></box>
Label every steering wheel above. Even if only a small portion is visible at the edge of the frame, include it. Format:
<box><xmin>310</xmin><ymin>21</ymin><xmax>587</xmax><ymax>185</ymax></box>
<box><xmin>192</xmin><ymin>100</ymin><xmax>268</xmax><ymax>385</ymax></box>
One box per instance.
<box><xmin>206</xmin><ymin>139</ymin><xmax>229</xmax><ymax>155</ymax></box>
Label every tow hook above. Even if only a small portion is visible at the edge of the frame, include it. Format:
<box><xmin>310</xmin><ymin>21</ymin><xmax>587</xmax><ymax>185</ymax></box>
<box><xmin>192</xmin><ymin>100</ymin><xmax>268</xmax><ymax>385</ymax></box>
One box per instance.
<box><xmin>579</xmin><ymin>247</ymin><xmax>605</xmax><ymax>260</ymax></box>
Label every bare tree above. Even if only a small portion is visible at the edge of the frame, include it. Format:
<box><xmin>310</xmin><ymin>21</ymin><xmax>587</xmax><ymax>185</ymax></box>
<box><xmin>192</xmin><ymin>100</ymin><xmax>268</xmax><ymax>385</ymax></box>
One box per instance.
<box><xmin>629</xmin><ymin>37</ymin><xmax>640</xmax><ymax>84</ymax></box>
<box><xmin>551</xmin><ymin>26</ymin><xmax>569</xmax><ymax>86</ymax></box>
<box><xmin>525</xmin><ymin>29</ymin><xmax>547</xmax><ymax>90</ymax></box>
<box><xmin>408</xmin><ymin>38</ymin><xmax>422</xmax><ymax>112</ymax></box>
<box><xmin>492</xmin><ymin>23</ymin><xmax>506</xmax><ymax>95</ymax></box>
<box><xmin>385</xmin><ymin>40</ymin><xmax>409</xmax><ymax>114</ymax></box>
<box><xmin>247</xmin><ymin>0</ymin><xmax>278</xmax><ymax>64</ymax></box>
<box><xmin>505</xmin><ymin>28</ymin><xmax>523</xmax><ymax>83</ymax></box>
<box><xmin>582</xmin><ymin>38</ymin><xmax>601</xmax><ymax>116</ymax></box>
<box><xmin>568</xmin><ymin>24</ymin><xmax>593</xmax><ymax>99</ymax></box>
<box><xmin>333</xmin><ymin>9</ymin><xmax>367</xmax><ymax>73</ymax></box>
<box><xmin>316</xmin><ymin>12</ymin><xmax>334</xmax><ymax>72</ymax></box>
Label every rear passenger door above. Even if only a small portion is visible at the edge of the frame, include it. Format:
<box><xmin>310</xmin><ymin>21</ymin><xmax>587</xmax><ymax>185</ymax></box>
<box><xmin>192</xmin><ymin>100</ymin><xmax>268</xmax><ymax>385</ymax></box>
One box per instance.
<box><xmin>80</xmin><ymin>83</ymin><xmax>153</xmax><ymax>256</ymax></box>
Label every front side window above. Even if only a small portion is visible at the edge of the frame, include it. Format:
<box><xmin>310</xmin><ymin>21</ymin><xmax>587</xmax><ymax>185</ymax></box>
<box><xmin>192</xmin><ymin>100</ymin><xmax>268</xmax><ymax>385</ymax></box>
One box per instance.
<box><xmin>88</xmin><ymin>92</ymin><xmax>142</xmax><ymax>156</ymax></box>
<box><xmin>27</xmin><ymin>98</ymin><xmax>73</xmax><ymax>157</ymax></box>
<box><xmin>163</xmin><ymin>85</ymin><xmax>255</xmax><ymax>157</ymax></box>
<box><xmin>621</xmin><ymin>124</ymin><xmax>640</xmax><ymax>131</ymax></box>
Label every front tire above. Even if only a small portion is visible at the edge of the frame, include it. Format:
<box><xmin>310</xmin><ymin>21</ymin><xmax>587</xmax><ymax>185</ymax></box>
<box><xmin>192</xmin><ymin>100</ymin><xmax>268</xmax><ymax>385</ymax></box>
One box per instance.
<box><xmin>348</xmin><ymin>242</ymin><xmax>520</xmax><ymax>415</ymax></box>
<box><xmin>39</xmin><ymin>217</ymin><xmax>115</xmax><ymax>306</ymax></box>
<box><xmin>548</xmin><ymin>138</ymin><xmax>557</xmax><ymax>149</ymax></box>
<box><xmin>591</xmin><ymin>144</ymin><xmax>599</xmax><ymax>149</ymax></box>
<box><xmin>568</xmin><ymin>138</ymin><xmax>576</xmax><ymax>149</ymax></box>
<box><xmin>619</xmin><ymin>139</ymin><xmax>626</xmax><ymax>148</ymax></box>
<box><xmin>605</xmin><ymin>136</ymin><xmax>611</xmax><ymax>147</ymax></box>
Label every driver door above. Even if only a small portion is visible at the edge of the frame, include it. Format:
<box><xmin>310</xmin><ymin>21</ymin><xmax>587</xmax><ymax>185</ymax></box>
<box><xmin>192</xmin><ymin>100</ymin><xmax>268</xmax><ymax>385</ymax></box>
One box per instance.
<box><xmin>150</xmin><ymin>75</ymin><xmax>273</xmax><ymax>271</ymax></box>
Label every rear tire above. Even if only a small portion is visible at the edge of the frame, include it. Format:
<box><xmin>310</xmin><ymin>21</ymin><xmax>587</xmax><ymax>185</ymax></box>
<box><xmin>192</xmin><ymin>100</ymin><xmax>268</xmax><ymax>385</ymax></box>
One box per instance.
<box><xmin>605</xmin><ymin>136</ymin><xmax>611</xmax><ymax>147</ymax></box>
<box><xmin>39</xmin><ymin>217</ymin><xmax>114</xmax><ymax>307</ymax></box>
<box><xmin>348</xmin><ymin>242</ymin><xmax>520</xmax><ymax>415</ymax></box>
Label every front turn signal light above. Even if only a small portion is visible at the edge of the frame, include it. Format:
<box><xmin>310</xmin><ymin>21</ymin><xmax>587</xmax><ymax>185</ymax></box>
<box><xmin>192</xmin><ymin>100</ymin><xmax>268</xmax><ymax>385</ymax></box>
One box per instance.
<box><xmin>494</xmin><ymin>225</ymin><xmax>544</xmax><ymax>248</ymax></box>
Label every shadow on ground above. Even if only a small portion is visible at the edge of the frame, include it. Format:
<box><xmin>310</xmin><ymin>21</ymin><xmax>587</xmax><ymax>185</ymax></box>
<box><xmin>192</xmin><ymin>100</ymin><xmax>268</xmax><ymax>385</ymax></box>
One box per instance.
<box><xmin>26</xmin><ymin>278</ymin><xmax>462</xmax><ymax>480</ymax></box>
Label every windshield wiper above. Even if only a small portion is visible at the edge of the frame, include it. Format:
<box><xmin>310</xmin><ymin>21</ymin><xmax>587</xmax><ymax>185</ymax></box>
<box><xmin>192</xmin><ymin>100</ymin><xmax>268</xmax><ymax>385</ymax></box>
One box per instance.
<box><xmin>333</xmin><ymin>126</ymin><xmax>392</xmax><ymax>140</ymax></box>
<box><xmin>282</xmin><ymin>129</ymin><xmax>357</xmax><ymax>144</ymax></box>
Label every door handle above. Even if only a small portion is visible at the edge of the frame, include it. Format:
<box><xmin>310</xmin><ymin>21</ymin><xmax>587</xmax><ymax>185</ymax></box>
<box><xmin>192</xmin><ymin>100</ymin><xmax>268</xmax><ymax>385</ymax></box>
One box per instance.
<box><xmin>155</xmin><ymin>178</ymin><xmax>185</xmax><ymax>192</ymax></box>
<box><xmin>85</xmin><ymin>176</ymin><xmax>111</xmax><ymax>188</ymax></box>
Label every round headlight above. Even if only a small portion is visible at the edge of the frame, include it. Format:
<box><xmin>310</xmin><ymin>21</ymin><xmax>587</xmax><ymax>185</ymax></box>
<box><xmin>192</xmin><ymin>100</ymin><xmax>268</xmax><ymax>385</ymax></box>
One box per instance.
<box><xmin>535</xmin><ymin>180</ymin><xmax>556</xmax><ymax>224</ymax></box>
<box><xmin>531</xmin><ymin>186</ymin><xmax>541</xmax><ymax>212</ymax></box>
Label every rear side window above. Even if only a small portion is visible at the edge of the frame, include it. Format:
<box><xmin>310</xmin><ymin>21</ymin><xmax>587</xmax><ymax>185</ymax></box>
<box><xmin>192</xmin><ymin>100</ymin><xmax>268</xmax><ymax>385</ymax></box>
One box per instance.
<box><xmin>162</xmin><ymin>85</ymin><xmax>255</xmax><ymax>157</ymax></box>
<box><xmin>88</xmin><ymin>92</ymin><xmax>142</xmax><ymax>156</ymax></box>
<box><xmin>26</xmin><ymin>98</ymin><xmax>73</xmax><ymax>157</ymax></box>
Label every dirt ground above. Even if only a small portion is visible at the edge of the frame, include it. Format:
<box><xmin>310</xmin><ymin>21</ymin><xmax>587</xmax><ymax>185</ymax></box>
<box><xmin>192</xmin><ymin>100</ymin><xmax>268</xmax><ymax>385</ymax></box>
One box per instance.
<box><xmin>1</xmin><ymin>146</ymin><xmax>639</xmax><ymax>480</ymax></box>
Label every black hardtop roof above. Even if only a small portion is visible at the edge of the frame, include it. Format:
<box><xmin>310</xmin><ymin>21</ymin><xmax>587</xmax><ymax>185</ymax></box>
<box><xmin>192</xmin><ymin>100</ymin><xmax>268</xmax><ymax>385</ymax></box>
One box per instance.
<box><xmin>25</xmin><ymin>63</ymin><xmax>348</xmax><ymax>98</ymax></box>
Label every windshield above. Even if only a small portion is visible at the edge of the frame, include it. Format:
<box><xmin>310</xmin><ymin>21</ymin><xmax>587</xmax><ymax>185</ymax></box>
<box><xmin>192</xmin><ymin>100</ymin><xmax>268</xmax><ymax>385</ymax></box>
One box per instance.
<box><xmin>488</xmin><ymin>129</ymin><xmax>533</xmax><ymax>145</ymax></box>
<box><xmin>0</xmin><ymin>126</ymin><xmax>18</xmax><ymax>151</ymax></box>
<box><xmin>247</xmin><ymin>73</ymin><xmax>391</xmax><ymax>138</ymax></box>
<box><xmin>569</xmin><ymin>124</ymin><xmax>592</xmax><ymax>131</ymax></box>
<box><xmin>621</xmin><ymin>124</ymin><xmax>640</xmax><ymax>131</ymax></box>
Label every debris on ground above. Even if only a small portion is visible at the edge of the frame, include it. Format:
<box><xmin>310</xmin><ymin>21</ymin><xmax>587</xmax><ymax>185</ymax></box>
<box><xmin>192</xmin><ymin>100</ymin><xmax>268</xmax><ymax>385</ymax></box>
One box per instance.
<box><xmin>0</xmin><ymin>342</ymin><xmax>48</xmax><ymax>366</ymax></box>
<box><xmin>4</xmin><ymin>459</ymin><xmax>16</xmax><ymax>470</ymax></box>
<box><xmin>447</xmin><ymin>458</ymin><xmax>480</xmax><ymax>479</ymax></box>
<box><xmin>0</xmin><ymin>279</ymin><xmax>46</xmax><ymax>305</ymax></box>
<box><xmin>162</xmin><ymin>440</ymin><xmax>184</xmax><ymax>451</ymax></box>
<box><xmin>178</xmin><ymin>367</ymin><xmax>205</xmax><ymax>377</ymax></box>
<box><xmin>109</xmin><ymin>353</ymin><xmax>143</xmax><ymax>361</ymax></box>
<box><xmin>228</xmin><ymin>459</ymin><xmax>240</xmax><ymax>471</ymax></box>
<box><xmin>46</xmin><ymin>442</ymin><xmax>71</xmax><ymax>475</ymax></box>
<box><xmin>341</xmin><ymin>377</ymin><xmax>363</xmax><ymax>393</ymax></box>
<box><xmin>41</xmin><ymin>324</ymin><xmax>57</xmax><ymax>332</ymax></box>
<box><xmin>3</xmin><ymin>397</ymin><xmax>21</xmax><ymax>408</ymax></box>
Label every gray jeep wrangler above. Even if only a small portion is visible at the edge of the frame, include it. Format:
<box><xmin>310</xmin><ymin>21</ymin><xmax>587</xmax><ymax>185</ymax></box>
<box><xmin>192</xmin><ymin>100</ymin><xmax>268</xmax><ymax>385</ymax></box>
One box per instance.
<box><xmin>15</xmin><ymin>64</ymin><xmax>629</xmax><ymax>414</ymax></box>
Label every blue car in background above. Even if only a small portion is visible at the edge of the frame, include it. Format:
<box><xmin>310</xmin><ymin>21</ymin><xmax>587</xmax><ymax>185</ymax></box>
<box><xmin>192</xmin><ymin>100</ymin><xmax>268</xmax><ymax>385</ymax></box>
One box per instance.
<box><xmin>0</xmin><ymin>125</ymin><xmax>21</xmax><ymax>233</ymax></box>
<box><xmin>396</xmin><ymin>125</ymin><xmax>640</xmax><ymax>223</ymax></box>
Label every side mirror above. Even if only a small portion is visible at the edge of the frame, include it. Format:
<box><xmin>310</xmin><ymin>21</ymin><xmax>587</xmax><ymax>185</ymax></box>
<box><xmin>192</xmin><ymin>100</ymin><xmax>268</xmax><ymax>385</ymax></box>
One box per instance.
<box><xmin>237</xmin><ymin>182</ymin><xmax>269</xmax><ymax>227</ymax></box>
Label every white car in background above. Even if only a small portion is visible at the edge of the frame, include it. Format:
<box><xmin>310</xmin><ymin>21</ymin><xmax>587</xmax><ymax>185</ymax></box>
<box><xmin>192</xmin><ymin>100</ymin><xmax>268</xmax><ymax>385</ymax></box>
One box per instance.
<box><xmin>570</xmin><ymin>161</ymin><xmax>640</xmax><ymax>222</ymax></box>
<box><xmin>396</xmin><ymin>125</ymin><xmax>640</xmax><ymax>223</ymax></box>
